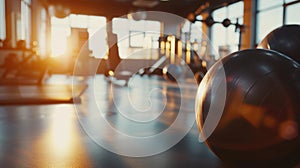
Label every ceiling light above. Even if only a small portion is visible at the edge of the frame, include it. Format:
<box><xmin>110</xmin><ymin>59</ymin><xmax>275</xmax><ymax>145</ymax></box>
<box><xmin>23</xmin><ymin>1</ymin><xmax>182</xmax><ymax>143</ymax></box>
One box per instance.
<box><xmin>132</xmin><ymin>0</ymin><xmax>159</xmax><ymax>8</ymax></box>
<box><xmin>127</xmin><ymin>10</ymin><xmax>147</xmax><ymax>20</ymax></box>
<box><xmin>48</xmin><ymin>5</ymin><xmax>70</xmax><ymax>18</ymax></box>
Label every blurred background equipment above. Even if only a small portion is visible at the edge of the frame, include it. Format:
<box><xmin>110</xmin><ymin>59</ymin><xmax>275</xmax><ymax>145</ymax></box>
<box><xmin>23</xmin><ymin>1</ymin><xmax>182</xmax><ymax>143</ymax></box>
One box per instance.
<box><xmin>0</xmin><ymin>40</ymin><xmax>49</xmax><ymax>85</ymax></box>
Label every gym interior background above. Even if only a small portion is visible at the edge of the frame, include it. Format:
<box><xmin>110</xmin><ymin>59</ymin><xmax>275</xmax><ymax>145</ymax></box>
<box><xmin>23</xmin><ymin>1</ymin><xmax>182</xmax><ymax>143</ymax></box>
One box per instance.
<box><xmin>0</xmin><ymin>0</ymin><xmax>299</xmax><ymax>167</ymax></box>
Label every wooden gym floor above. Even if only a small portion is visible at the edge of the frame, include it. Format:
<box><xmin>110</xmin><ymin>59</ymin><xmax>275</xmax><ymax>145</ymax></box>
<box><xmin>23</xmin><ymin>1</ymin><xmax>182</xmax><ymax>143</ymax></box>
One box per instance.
<box><xmin>0</xmin><ymin>75</ymin><xmax>223</xmax><ymax>168</ymax></box>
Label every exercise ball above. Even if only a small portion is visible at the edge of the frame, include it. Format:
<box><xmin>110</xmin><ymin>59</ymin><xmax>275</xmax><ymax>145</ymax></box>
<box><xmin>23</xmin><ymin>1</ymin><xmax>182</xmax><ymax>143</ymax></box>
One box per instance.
<box><xmin>196</xmin><ymin>49</ymin><xmax>300</xmax><ymax>167</ymax></box>
<box><xmin>163</xmin><ymin>64</ymin><xmax>183</xmax><ymax>82</ymax></box>
<box><xmin>258</xmin><ymin>24</ymin><xmax>300</xmax><ymax>64</ymax></box>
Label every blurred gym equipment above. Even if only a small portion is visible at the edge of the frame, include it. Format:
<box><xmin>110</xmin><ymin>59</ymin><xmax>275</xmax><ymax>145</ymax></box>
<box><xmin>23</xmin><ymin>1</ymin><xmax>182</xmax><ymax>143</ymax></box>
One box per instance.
<box><xmin>0</xmin><ymin>40</ymin><xmax>49</xmax><ymax>85</ymax></box>
<box><xmin>188</xmin><ymin>14</ymin><xmax>245</xmax><ymax>50</ymax></box>
<box><xmin>163</xmin><ymin>63</ymin><xmax>183</xmax><ymax>82</ymax></box>
<box><xmin>0</xmin><ymin>40</ymin><xmax>89</xmax><ymax>105</ymax></box>
<box><xmin>138</xmin><ymin>56</ymin><xmax>167</xmax><ymax>77</ymax></box>
<box><xmin>196</xmin><ymin>49</ymin><xmax>300</xmax><ymax>167</ymax></box>
<box><xmin>104</xmin><ymin>33</ymin><xmax>134</xmax><ymax>86</ymax></box>
<box><xmin>0</xmin><ymin>84</ymin><xmax>87</xmax><ymax>105</ymax></box>
<box><xmin>138</xmin><ymin>35</ymin><xmax>207</xmax><ymax>83</ymax></box>
<box><xmin>258</xmin><ymin>24</ymin><xmax>300</xmax><ymax>64</ymax></box>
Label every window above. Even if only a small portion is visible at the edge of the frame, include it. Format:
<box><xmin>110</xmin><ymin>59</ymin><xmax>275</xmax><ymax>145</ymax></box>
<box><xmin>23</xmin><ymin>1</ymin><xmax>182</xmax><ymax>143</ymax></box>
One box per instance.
<box><xmin>258</xmin><ymin>0</ymin><xmax>283</xmax><ymax>10</ymax></box>
<box><xmin>112</xmin><ymin>18</ymin><xmax>161</xmax><ymax>59</ymax></box>
<box><xmin>180</xmin><ymin>17</ymin><xmax>205</xmax><ymax>60</ymax></box>
<box><xmin>0</xmin><ymin>0</ymin><xmax>5</xmax><ymax>40</ymax></box>
<box><xmin>257</xmin><ymin>7</ymin><xmax>283</xmax><ymax>43</ymax></box>
<box><xmin>212</xmin><ymin>7</ymin><xmax>227</xmax><ymax>54</ymax></box>
<box><xmin>181</xmin><ymin>16</ymin><xmax>203</xmax><ymax>44</ymax></box>
<box><xmin>211</xmin><ymin>1</ymin><xmax>244</xmax><ymax>58</ymax></box>
<box><xmin>39</xmin><ymin>9</ymin><xmax>47</xmax><ymax>57</ymax></box>
<box><xmin>129</xmin><ymin>31</ymin><xmax>146</xmax><ymax>47</ymax></box>
<box><xmin>50</xmin><ymin>14</ymin><xmax>106</xmax><ymax>58</ymax></box>
<box><xmin>286</xmin><ymin>2</ymin><xmax>300</xmax><ymax>24</ymax></box>
<box><xmin>51</xmin><ymin>17</ymin><xmax>70</xmax><ymax>57</ymax></box>
<box><xmin>87</xmin><ymin>16</ymin><xmax>107</xmax><ymax>58</ymax></box>
<box><xmin>51</xmin><ymin>15</ymin><xmax>160</xmax><ymax>59</ymax></box>
<box><xmin>20</xmin><ymin>0</ymin><xmax>31</xmax><ymax>47</ymax></box>
<box><xmin>256</xmin><ymin>0</ymin><xmax>300</xmax><ymax>44</ymax></box>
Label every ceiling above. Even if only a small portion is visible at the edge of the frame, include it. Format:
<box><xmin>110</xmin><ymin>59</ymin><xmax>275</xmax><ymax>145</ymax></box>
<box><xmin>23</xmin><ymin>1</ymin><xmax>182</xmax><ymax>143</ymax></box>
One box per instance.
<box><xmin>44</xmin><ymin>0</ymin><xmax>241</xmax><ymax>19</ymax></box>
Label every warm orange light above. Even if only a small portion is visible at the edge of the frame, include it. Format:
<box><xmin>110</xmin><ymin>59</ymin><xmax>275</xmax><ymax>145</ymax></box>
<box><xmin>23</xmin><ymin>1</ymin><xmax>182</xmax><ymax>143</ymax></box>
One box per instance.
<box><xmin>165</xmin><ymin>41</ymin><xmax>170</xmax><ymax>58</ymax></box>
<box><xmin>51</xmin><ymin>111</ymin><xmax>73</xmax><ymax>157</ymax></box>
<box><xmin>108</xmin><ymin>70</ymin><xmax>115</xmax><ymax>76</ymax></box>
<box><xmin>177</xmin><ymin>40</ymin><xmax>182</xmax><ymax>58</ymax></box>
<box><xmin>51</xmin><ymin>30</ymin><xmax>68</xmax><ymax>57</ymax></box>
<box><xmin>193</xmin><ymin>41</ymin><xmax>199</xmax><ymax>52</ymax></box>
<box><xmin>160</xmin><ymin>41</ymin><xmax>165</xmax><ymax>49</ymax></box>
<box><xmin>160</xmin><ymin>41</ymin><xmax>165</xmax><ymax>55</ymax></box>
<box><xmin>199</xmin><ymin>41</ymin><xmax>207</xmax><ymax>59</ymax></box>
<box><xmin>279</xmin><ymin>120</ymin><xmax>298</xmax><ymax>140</ymax></box>
<box><xmin>186</xmin><ymin>41</ymin><xmax>191</xmax><ymax>64</ymax></box>
<box><xmin>170</xmin><ymin>35</ymin><xmax>176</xmax><ymax>54</ymax></box>
<box><xmin>31</xmin><ymin>106</ymin><xmax>92</xmax><ymax>167</ymax></box>
<box><xmin>201</xmin><ymin>61</ymin><xmax>207</xmax><ymax>68</ymax></box>
<box><xmin>50</xmin><ymin>18</ymin><xmax>69</xmax><ymax>57</ymax></box>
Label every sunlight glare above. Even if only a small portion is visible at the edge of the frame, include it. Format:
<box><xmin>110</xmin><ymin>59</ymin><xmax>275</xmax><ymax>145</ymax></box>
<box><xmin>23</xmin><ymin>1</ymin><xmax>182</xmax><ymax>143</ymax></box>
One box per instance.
<box><xmin>51</xmin><ymin>111</ymin><xmax>73</xmax><ymax>157</ymax></box>
<box><xmin>51</xmin><ymin>27</ymin><xmax>70</xmax><ymax>57</ymax></box>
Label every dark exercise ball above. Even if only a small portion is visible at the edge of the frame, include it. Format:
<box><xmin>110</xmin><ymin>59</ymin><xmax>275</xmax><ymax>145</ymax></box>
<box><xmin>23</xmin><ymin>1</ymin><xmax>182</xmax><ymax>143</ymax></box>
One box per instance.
<box><xmin>196</xmin><ymin>49</ymin><xmax>300</xmax><ymax>167</ymax></box>
<box><xmin>258</xmin><ymin>24</ymin><xmax>300</xmax><ymax>64</ymax></box>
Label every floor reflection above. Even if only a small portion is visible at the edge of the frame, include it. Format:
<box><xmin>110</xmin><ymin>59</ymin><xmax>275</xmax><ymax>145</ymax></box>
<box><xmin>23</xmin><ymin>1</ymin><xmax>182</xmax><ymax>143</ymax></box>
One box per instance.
<box><xmin>30</xmin><ymin>106</ymin><xmax>93</xmax><ymax>167</ymax></box>
<box><xmin>0</xmin><ymin>75</ymin><xmax>222</xmax><ymax>168</ymax></box>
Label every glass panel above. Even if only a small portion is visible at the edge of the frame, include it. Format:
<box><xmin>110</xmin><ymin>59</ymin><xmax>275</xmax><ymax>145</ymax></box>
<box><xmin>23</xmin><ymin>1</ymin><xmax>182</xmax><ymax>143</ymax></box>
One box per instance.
<box><xmin>181</xmin><ymin>20</ymin><xmax>190</xmax><ymax>33</ymax></box>
<box><xmin>145</xmin><ymin>32</ymin><xmax>160</xmax><ymax>48</ymax></box>
<box><xmin>145</xmin><ymin>20</ymin><xmax>160</xmax><ymax>33</ymax></box>
<box><xmin>21</xmin><ymin>0</ymin><xmax>31</xmax><ymax>47</ymax></box>
<box><xmin>51</xmin><ymin>16</ymin><xmax>70</xmax><ymax>26</ymax></box>
<box><xmin>39</xmin><ymin>9</ymin><xmax>47</xmax><ymax>56</ymax></box>
<box><xmin>88</xmin><ymin>16</ymin><xmax>105</xmax><ymax>28</ymax></box>
<box><xmin>118</xmin><ymin>39</ymin><xmax>129</xmax><ymax>59</ymax></box>
<box><xmin>212</xmin><ymin>7</ymin><xmax>227</xmax><ymax>58</ymax></box>
<box><xmin>213</xmin><ymin>7</ymin><xmax>227</xmax><ymax>21</ymax></box>
<box><xmin>112</xmin><ymin>17</ymin><xmax>160</xmax><ymax>58</ymax></box>
<box><xmin>24</xmin><ymin>0</ymin><xmax>31</xmax><ymax>4</ymax></box>
<box><xmin>129</xmin><ymin>20</ymin><xmax>146</xmax><ymax>31</ymax></box>
<box><xmin>51</xmin><ymin>27</ymin><xmax>70</xmax><ymax>57</ymax></box>
<box><xmin>286</xmin><ymin>2</ymin><xmax>300</xmax><ymax>24</ymax></box>
<box><xmin>227</xmin><ymin>26</ymin><xmax>239</xmax><ymax>52</ymax></box>
<box><xmin>258</xmin><ymin>0</ymin><xmax>283</xmax><ymax>10</ymax></box>
<box><xmin>87</xmin><ymin>16</ymin><xmax>106</xmax><ymax>58</ymax></box>
<box><xmin>211</xmin><ymin>1</ymin><xmax>244</xmax><ymax>56</ymax></box>
<box><xmin>51</xmin><ymin>14</ymin><xmax>108</xmax><ymax>58</ymax></box>
<box><xmin>228</xmin><ymin>1</ymin><xmax>244</xmax><ymax>19</ymax></box>
<box><xmin>190</xmin><ymin>21</ymin><xmax>202</xmax><ymax>43</ymax></box>
<box><xmin>112</xmin><ymin>18</ymin><xmax>129</xmax><ymax>34</ymax></box>
<box><xmin>0</xmin><ymin>0</ymin><xmax>5</xmax><ymax>40</ymax></box>
<box><xmin>212</xmin><ymin>24</ymin><xmax>226</xmax><ymax>55</ymax></box>
<box><xmin>70</xmin><ymin>14</ymin><xmax>88</xmax><ymax>28</ymax></box>
<box><xmin>257</xmin><ymin>7</ymin><xmax>283</xmax><ymax>43</ymax></box>
<box><xmin>129</xmin><ymin>31</ymin><xmax>145</xmax><ymax>47</ymax></box>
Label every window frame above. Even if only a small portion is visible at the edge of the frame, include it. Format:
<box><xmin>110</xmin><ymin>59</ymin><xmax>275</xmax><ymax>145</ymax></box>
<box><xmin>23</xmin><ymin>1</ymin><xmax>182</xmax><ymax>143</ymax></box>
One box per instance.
<box><xmin>255</xmin><ymin>0</ymin><xmax>300</xmax><ymax>44</ymax></box>
<box><xmin>0</xmin><ymin>0</ymin><xmax>5</xmax><ymax>40</ymax></box>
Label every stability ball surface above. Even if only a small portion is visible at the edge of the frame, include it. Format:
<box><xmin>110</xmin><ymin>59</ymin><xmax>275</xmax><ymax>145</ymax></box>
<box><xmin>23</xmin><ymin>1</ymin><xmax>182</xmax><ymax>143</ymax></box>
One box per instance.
<box><xmin>163</xmin><ymin>64</ymin><xmax>183</xmax><ymax>82</ymax></box>
<box><xmin>258</xmin><ymin>24</ymin><xmax>300</xmax><ymax>64</ymax></box>
<box><xmin>196</xmin><ymin>49</ymin><xmax>300</xmax><ymax>167</ymax></box>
